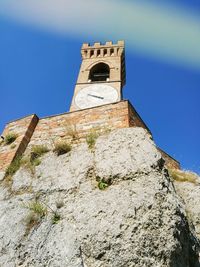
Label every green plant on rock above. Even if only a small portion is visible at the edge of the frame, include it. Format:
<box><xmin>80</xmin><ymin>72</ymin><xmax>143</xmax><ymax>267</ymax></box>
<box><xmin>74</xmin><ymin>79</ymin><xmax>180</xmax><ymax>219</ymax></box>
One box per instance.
<box><xmin>21</xmin><ymin>156</ymin><xmax>41</xmax><ymax>174</ymax></box>
<box><xmin>21</xmin><ymin>157</ymin><xmax>34</xmax><ymax>173</ymax></box>
<box><xmin>86</xmin><ymin>130</ymin><xmax>99</xmax><ymax>149</ymax></box>
<box><xmin>4</xmin><ymin>132</ymin><xmax>18</xmax><ymax>145</ymax></box>
<box><xmin>5</xmin><ymin>156</ymin><xmax>22</xmax><ymax>177</ymax></box>
<box><xmin>27</xmin><ymin>201</ymin><xmax>47</xmax><ymax>217</ymax></box>
<box><xmin>10</xmin><ymin>144</ymin><xmax>16</xmax><ymax>149</ymax></box>
<box><xmin>30</xmin><ymin>145</ymin><xmax>49</xmax><ymax>162</ymax></box>
<box><xmin>44</xmin><ymin>202</ymin><xmax>62</xmax><ymax>225</ymax></box>
<box><xmin>24</xmin><ymin>200</ymin><xmax>47</xmax><ymax>234</ymax></box>
<box><xmin>24</xmin><ymin>199</ymin><xmax>62</xmax><ymax>234</ymax></box>
<box><xmin>33</xmin><ymin>158</ymin><xmax>41</xmax><ymax>166</ymax></box>
<box><xmin>52</xmin><ymin>212</ymin><xmax>61</xmax><ymax>224</ymax></box>
<box><xmin>98</xmin><ymin>180</ymin><xmax>109</xmax><ymax>190</ymax></box>
<box><xmin>53</xmin><ymin>141</ymin><xmax>71</xmax><ymax>156</ymax></box>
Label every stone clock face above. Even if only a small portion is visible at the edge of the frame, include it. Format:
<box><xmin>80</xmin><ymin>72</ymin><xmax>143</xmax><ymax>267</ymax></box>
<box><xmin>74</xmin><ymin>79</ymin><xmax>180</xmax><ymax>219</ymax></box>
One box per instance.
<box><xmin>75</xmin><ymin>84</ymin><xmax>118</xmax><ymax>109</ymax></box>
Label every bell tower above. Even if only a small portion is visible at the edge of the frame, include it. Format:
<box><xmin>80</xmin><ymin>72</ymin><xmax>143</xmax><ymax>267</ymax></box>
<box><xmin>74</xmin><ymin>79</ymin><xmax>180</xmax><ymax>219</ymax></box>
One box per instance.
<box><xmin>70</xmin><ymin>40</ymin><xmax>126</xmax><ymax>111</ymax></box>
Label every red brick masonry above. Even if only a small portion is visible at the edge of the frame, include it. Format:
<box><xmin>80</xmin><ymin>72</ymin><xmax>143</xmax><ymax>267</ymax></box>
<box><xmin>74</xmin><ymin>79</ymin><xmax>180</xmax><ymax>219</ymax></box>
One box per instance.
<box><xmin>0</xmin><ymin>100</ymin><xmax>180</xmax><ymax>173</ymax></box>
<box><xmin>0</xmin><ymin>115</ymin><xmax>39</xmax><ymax>171</ymax></box>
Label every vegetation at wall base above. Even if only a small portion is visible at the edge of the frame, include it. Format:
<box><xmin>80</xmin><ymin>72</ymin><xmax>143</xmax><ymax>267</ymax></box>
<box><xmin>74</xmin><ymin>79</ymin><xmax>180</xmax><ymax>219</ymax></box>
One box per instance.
<box><xmin>4</xmin><ymin>132</ymin><xmax>18</xmax><ymax>145</ymax></box>
<box><xmin>168</xmin><ymin>168</ymin><xmax>199</xmax><ymax>184</ymax></box>
<box><xmin>65</xmin><ymin>124</ymin><xmax>78</xmax><ymax>140</ymax></box>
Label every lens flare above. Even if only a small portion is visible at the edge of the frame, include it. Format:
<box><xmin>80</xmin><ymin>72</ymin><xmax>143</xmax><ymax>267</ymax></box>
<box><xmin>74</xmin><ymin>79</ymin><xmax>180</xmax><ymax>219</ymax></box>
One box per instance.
<box><xmin>0</xmin><ymin>0</ymin><xmax>200</xmax><ymax>70</ymax></box>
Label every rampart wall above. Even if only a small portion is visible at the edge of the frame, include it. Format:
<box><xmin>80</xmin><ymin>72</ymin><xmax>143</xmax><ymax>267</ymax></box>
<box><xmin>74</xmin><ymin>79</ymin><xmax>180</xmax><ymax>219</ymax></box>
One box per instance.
<box><xmin>0</xmin><ymin>100</ymin><xmax>180</xmax><ymax>179</ymax></box>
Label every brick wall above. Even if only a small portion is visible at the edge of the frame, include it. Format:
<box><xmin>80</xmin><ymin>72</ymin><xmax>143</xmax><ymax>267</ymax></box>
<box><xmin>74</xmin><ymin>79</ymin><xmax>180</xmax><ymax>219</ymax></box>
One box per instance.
<box><xmin>158</xmin><ymin>148</ymin><xmax>180</xmax><ymax>170</ymax></box>
<box><xmin>0</xmin><ymin>115</ymin><xmax>38</xmax><ymax>172</ymax></box>
<box><xmin>27</xmin><ymin>101</ymin><xmax>130</xmax><ymax>150</ymax></box>
<box><xmin>0</xmin><ymin>101</ymin><xmax>180</xmax><ymax>174</ymax></box>
<box><xmin>128</xmin><ymin>102</ymin><xmax>151</xmax><ymax>134</ymax></box>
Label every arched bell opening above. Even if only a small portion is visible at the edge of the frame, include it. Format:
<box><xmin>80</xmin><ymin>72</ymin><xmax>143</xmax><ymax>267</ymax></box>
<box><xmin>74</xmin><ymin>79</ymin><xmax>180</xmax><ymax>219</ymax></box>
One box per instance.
<box><xmin>89</xmin><ymin>63</ymin><xmax>110</xmax><ymax>82</ymax></box>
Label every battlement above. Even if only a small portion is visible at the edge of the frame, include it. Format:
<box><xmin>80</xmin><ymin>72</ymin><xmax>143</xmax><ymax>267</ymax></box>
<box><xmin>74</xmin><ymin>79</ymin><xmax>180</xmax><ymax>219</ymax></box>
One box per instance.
<box><xmin>81</xmin><ymin>40</ymin><xmax>125</xmax><ymax>59</ymax></box>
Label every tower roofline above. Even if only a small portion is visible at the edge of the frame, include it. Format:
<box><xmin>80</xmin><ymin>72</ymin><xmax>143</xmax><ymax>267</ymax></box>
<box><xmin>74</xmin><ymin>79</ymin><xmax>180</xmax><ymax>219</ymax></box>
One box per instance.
<box><xmin>82</xmin><ymin>40</ymin><xmax>125</xmax><ymax>49</ymax></box>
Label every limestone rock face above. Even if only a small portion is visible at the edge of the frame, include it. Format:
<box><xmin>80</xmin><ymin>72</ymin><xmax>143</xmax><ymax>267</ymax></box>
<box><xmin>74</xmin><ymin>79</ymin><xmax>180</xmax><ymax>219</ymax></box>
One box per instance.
<box><xmin>173</xmin><ymin>178</ymin><xmax>200</xmax><ymax>238</ymax></box>
<box><xmin>0</xmin><ymin>128</ymin><xmax>199</xmax><ymax>267</ymax></box>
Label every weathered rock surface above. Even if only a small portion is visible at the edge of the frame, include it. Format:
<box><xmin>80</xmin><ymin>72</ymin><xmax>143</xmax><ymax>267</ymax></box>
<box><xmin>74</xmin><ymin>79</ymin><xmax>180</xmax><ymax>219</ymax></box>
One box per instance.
<box><xmin>0</xmin><ymin>128</ymin><xmax>199</xmax><ymax>267</ymax></box>
<box><xmin>173</xmin><ymin>178</ymin><xmax>200</xmax><ymax>238</ymax></box>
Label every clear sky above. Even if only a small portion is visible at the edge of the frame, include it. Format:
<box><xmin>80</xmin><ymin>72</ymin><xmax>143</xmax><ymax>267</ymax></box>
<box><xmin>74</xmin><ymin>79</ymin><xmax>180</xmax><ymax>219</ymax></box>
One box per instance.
<box><xmin>0</xmin><ymin>0</ymin><xmax>199</xmax><ymax>173</ymax></box>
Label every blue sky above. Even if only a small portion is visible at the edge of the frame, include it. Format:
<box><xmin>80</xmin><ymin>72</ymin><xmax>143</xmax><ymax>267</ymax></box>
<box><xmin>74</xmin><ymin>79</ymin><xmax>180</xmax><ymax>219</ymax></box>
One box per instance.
<box><xmin>0</xmin><ymin>0</ymin><xmax>199</xmax><ymax>173</ymax></box>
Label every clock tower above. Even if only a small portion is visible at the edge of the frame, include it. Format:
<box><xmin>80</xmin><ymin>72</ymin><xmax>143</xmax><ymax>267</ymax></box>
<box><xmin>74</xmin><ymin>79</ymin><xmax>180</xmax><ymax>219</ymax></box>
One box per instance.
<box><xmin>70</xmin><ymin>41</ymin><xmax>126</xmax><ymax>111</ymax></box>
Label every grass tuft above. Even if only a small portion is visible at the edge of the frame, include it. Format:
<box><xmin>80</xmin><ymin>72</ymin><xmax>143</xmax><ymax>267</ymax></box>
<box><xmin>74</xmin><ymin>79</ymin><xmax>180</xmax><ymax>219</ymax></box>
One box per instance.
<box><xmin>21</xmin><ymin>156</ymin><xmax>41</xmax><ymax>174</ymax></box>
<box><xmin>168</xmin><ymin>168</ymin><xmax>199</xmax><ymax>184</ymax></box>
<box><xmin>4</xmin><ymin>132</ymin><xmax>18</xmax><ymax>145</ymax></box>
<box><xmin>30</xmin><ymin>145</ymin><xmax>49</xmax><ymax>162</ymax></box>
<box><xmin>27</xmin><ymin>201</ymin><xmax>47</xmax><ymax>216</ymax></box>
<box><xmin>53</xmin><ymin>141</ymin><xmax>71</xmax><ymax>156</ymax></box>
<box><xmin>86</xmin><ymin>131</ymin><xmax>99</xmax><ymax>149</ymax></box>
<box><xmin>66</xmin><ymin>124</ymin><xmax>77</xmax><ymax>140</ymax></box>
<box><xmin>5</xmin><ymin>156</ymin><xmax>22</xmax><ymax>177</ymax></box>
<box><xmin>24</xmin><ymin>201</ymin><xmax>47</xmax><ymax>234</ymax></box>
<box><xmin>10</xmin><ymin>144</ymin><xmax>17</xmax><ymax>149</ymax></box>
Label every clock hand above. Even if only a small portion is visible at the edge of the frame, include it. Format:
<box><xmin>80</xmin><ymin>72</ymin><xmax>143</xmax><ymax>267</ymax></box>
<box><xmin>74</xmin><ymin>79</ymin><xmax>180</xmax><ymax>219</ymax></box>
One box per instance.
<box><xmin>87</xmin><ymin>94</ymin><xmax>104</xmax><ymax>100</ymax></box>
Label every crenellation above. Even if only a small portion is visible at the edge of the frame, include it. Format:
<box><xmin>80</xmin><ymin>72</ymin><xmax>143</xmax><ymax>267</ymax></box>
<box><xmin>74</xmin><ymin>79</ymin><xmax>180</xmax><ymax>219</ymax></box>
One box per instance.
<box><xmin>117</xmin><ymin>40</ymin><xmax>125</xmax><ymax>46</ymax></box>
<box><xmin>105</xmin><ymin>41</ymin><xmax>112</xmax><ymax>46</ymax></box>
<box><xmin>94</xmin><ymin>42</ymin><xmax>101</xmax><ymax>47</ymax></box>
<box><xmin>82</xmin><ymin>43</ymin><xmax>89</xmax><ymax>48</ymax></box>
<box><xmin>82</xmin><ymin>41</ymin><xmax>124</xmax><ymax>50</ymax></box>
<box><xmin>81</xmin><ymin>40</ymin><xmax>124</xmax><ymax>55</ymax></box>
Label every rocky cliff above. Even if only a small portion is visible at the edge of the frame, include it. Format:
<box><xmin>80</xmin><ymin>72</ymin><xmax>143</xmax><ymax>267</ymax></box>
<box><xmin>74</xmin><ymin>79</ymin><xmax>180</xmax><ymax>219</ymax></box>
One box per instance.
<box><xmin>0</xmin><ymin>127</ymin><xmax>199</xmax><ymax>267</ymax></box>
